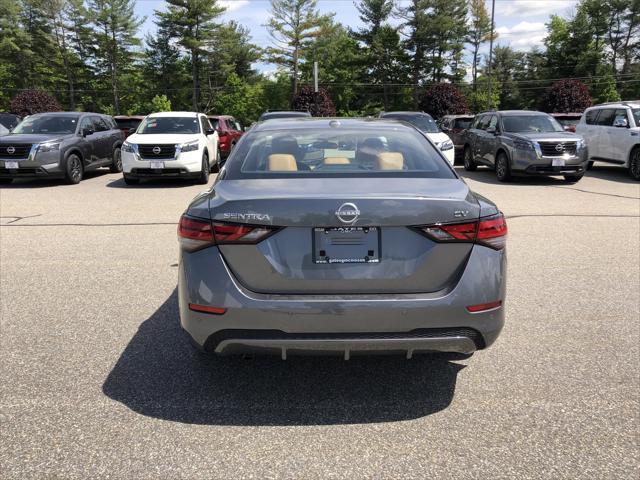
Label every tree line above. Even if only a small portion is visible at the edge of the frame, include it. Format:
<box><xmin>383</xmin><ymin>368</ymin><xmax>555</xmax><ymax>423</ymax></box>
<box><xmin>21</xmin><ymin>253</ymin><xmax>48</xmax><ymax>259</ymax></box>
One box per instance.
<box><xmin>0</xmin><ymin>0</ymin><xmax>638</xmax><ymax>123</ymax></box>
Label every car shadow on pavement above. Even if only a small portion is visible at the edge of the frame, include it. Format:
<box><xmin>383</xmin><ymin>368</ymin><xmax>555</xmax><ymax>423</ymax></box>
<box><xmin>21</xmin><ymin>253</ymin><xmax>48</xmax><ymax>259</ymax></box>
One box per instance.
<box><xmin>102</xmin><ymin>289</ymin><xmax>466</xmax><ymax>426</ymax></box>
<box><xmin>0</xmin><ymin>169</ymin><xmax>112</xmax><ymax>188</ymax></box>
<box><xmin>455</xmin><ymin>166</ymin><xmax>569</xmax><ymax>186</ymax></box>
<box><xmin>106</xmin><ymin>177</ymin><xmax>211</xmax><ymax>188</ymax></box>
<box><xmin>586</xmin><ymin>165</ymin><xmax>637</xmax><ymax>184</ymax></box>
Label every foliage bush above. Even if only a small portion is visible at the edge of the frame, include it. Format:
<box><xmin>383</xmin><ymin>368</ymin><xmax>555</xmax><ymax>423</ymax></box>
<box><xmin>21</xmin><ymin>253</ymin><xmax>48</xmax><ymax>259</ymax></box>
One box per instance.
<box><xmin>10</xmin><ymin>90</ymin><xmax>62</xmax><ymax>115</ymax></box>
<box><xmin>541</xmin><ymin>79</ymin><xmax>592</xmax><ymax>113</ymax></box>
<box><xmin>419</xmin><ymin>83</ymin><xmax>468</xmax><ymax>118</ymax></box>
<box><xmin>149</xmin><ymin>95</ymin><xmax>172</xmax><ymax>112</ymax></box>
<box><xmin>292</xmin><ymin>86</ymin><xmax>336</xmax><ymax>117</ymax></box>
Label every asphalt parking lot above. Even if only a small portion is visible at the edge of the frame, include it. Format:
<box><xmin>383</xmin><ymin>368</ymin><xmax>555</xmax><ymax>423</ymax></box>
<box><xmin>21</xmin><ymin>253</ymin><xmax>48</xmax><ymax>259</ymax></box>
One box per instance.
<box><xmin>1</xmin><ymin>166</ymin><xmax>638</xmax><ymax>479</ymax></box>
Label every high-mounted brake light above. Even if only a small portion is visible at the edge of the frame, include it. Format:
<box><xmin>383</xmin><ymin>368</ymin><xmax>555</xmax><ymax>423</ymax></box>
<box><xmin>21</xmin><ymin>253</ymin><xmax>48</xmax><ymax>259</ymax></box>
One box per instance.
<box><xmin>414</xmin><ymin>213</ymin><xmax>507</xmax><ymax>250</ymax></box>
<box><xmin>178</xmin><ymin>215</ymin><xmax>279</xmax><ymax>251</ymax></box>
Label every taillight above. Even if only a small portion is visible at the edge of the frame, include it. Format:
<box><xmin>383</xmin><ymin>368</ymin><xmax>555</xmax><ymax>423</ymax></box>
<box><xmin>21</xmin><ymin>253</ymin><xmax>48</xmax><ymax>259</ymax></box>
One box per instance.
<box><xmin>414</xmin><ymin>213</ymin><xmax>507</xmax><ymax>250</ymax></box>
<box><xmin>178</xmin><ymin>215</ymin><xmax>279</xmax><ymax>251</ymax></box>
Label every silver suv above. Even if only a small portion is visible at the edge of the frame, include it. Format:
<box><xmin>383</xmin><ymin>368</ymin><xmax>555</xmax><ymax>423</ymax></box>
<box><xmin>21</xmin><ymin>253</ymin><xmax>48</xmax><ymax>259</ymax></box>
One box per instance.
<box><xmin>575</xmin><ymin>101</ymin><xmax>640</xmax><ymax>180</ymax></box>
<box><xmin>462</xmin><ymin>110</ymin><xmax>588</xmax><ymax>182</ymax></box>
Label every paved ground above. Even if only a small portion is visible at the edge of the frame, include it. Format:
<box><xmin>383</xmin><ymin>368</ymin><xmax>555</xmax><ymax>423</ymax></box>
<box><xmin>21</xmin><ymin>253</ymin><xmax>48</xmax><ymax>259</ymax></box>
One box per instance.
<box><xmin>1</xmin><ymin>165</ymin><xmax>639</xmax><ymax>479</ymax></box>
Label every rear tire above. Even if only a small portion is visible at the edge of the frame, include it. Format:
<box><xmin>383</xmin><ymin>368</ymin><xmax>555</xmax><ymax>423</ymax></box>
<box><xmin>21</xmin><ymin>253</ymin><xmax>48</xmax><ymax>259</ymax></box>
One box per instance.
<box><xmin>64</xmin><ymin>153</ymin><xmax>83</xmax><ymax>184</ymax></box>
<box><xmin>0</xmin><ymin>178</ymin><xmax>13</xmax><ymax>184</ymax></box>
<box><xmin>197</xmin><ymin>153</ymin><xmax>210</xmax><ymax>184</ymax></box>
<box><xmin>123</xmin><ymin>175</ymin><xmax>139</xmax><ymax>185</ymax></box>
<box><xmin>495</xmin><ymin>152</ymin><xmax>511</xmax><ymax>182</ymax></box>
<box><xmin>110</xmin><ymin>147</ymin><xmax>123</xmax><ymax>173</ymax></box>
<box><xmin>629</xmin><ymin>148</ymin><xmax>640</xmax><ymax>180</ymax></box>
<box><xmin>463</xmin><ymin>147</ymin><xmax>477</xmax><ymax>171</ymax></box>
<box><xmin>564</xmin><ymin>173</ymin><xmax>584</xmax><ymax>183</ymax></box>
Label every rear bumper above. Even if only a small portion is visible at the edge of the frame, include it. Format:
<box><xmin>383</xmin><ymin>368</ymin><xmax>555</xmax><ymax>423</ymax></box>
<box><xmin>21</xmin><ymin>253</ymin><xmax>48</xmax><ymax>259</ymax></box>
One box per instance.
<box><xmin>178</xmin><ymin>244</ymin><xmax>506</xmax><ymax>357</ymax></box>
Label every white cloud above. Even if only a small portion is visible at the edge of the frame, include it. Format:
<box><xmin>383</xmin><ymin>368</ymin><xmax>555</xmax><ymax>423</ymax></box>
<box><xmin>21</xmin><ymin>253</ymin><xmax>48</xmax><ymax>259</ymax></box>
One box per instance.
<box><xmin>500</xmin><ymin>0</ymin><xmax>578</xmax><ymax>18</ymax></box>
<box><xmin>495</xmin><ymin>21</ymin><xmax>547</xmax><ymax>50</ymax></box>
<box><xmin>220</xmin><ymin>0</ymin><xmax>250</xmax><ymax>13</ymax></box>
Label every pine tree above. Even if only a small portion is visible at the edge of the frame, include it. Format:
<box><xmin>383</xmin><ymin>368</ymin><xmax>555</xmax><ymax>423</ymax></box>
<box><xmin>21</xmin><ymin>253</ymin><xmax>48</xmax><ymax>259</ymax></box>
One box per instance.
<box><xmin>466</xmin><ymin>0</ymin><xmax>496</xmax><ymax>92</ymax></box>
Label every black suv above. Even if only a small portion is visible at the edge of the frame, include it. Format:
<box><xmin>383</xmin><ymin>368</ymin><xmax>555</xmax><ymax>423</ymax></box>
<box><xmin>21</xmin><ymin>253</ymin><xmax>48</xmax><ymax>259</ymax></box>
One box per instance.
<box><xmin>0</xmin><ymin>112</ymin><xmax>124</xmax><ymax>184</ymax></box>
<box><xmin>462</xmin><ymin>110</ymin><xmax>589</xmax><ymax>182</ymax></box>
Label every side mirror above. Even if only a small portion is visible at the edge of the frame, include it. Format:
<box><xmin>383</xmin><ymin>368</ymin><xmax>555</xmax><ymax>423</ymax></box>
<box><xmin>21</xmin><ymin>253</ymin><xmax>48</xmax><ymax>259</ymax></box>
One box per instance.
<box><xmin>205</xmin><ymin>128</ymin><xmax>215</xmax><ymax>135</ymax></box>
<box><xmin>613</xmin><ymin>118</ymin><xmax>628</xmax><ymax>128</ymax></box>
<box><xmin>82</xmin><ymin>127</ymin><xmax>94</xmax><ymax>137</ymax></box>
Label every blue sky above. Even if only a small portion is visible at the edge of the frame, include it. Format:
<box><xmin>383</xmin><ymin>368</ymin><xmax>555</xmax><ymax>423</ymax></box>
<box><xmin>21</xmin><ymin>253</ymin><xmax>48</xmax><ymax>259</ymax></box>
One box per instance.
<box><xmin>134</xmin><ymin>0</ymin><xmax>580</xmax><ymax>74</ymax></box>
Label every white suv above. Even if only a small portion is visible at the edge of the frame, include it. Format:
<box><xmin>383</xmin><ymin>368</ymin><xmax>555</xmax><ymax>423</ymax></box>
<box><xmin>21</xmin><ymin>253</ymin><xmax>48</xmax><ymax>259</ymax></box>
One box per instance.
<box><xmin>121</xmin><ymin>111</ymin><xmax>219</xmax><ymax>185</ymax></box>
<box><xmin>576</xmin><ymin>101</ymin><xmax>640</xmax><ymax>180</ymax></box>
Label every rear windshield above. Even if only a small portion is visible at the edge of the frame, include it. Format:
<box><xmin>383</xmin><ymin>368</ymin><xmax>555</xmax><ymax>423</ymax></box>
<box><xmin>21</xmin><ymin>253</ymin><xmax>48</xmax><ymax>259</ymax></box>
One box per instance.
<box><xmin>502</xmin><ymin>115</ymin><xmax>563</xmax><ymax>133</ymax></box>
<box><xmin>13</xmin><ymin>115</ymin><xmax>79</xmax><ymax>134</ymax></box>
<box><xmin>383</xmin><ymin>114</ymin><xmax>440</xmax><ymax>133</ymax></box>
<box><xmin>137</xmin><ymin>116</ymin><xmax>199</xmax><ymax>134</ymax></box>
<box><xmin>225</xmin><ymin>126</ymin><xmax>455</xmax><ymax>180</ymax></box>
<box><xmin>453</xmin><ymin>118</ymin><xmax>472</xmax><ymax>129</ymax></box>
<box><xmin>115</xmin><ymin>119</ymin><xmax>142</xmax><ymax>129</ymax></box>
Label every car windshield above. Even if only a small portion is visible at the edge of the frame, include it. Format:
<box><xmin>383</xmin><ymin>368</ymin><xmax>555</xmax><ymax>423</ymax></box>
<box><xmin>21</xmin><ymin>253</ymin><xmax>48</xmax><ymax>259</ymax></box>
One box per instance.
<box><xmin>137</xmin><ymin>117</ymin><xmax>199</xmax><ymax>134</ymax></box>
<box><xmin>385</xmin><ymin>114</ymin><xmax>440</xmax><ymax>133</ymax></box>
<box><xmin>632</xmin><ymin>109</ymin><xmax>640</xmax><ymax>126</ymax></box>
<box><xmin>13</xmin><ymin>115</ymin><xmax>79</xmax><ymax>134</ymax></box>
<box><xmin>502</xmin><ymin>115</ymin><xmax>564</xmax><ymax>133</ymax></box>
<box><xmin>226</xmin><ymin>125</ymin><xmax>455</xmax><ymax>180</ymax></box>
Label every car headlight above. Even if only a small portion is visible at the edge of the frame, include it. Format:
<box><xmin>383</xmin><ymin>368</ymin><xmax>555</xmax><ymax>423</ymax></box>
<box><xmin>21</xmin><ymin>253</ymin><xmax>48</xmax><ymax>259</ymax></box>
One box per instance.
<box><xmin>122</xmin><ymin>141</ymin><xmax>137</xmax><ymax>153</ymax></box>
<box><xmin>513</xmin><ymin>139</ymin><xmax>535</xmax><ymax>150</ymax></box>
<box><xmin>439</xmin><ymin>140</ymin><xmax>454</xmax><ymax>151</ymax></box>
<box><xmin>179</xmin><ymin>140</ymin><xmax>199</xmax><ymax>152</ymax></box>
<box><xmin>38</xmin><ymin>142</ymin><xmax>60</xmax><ymax>153</ymax></box>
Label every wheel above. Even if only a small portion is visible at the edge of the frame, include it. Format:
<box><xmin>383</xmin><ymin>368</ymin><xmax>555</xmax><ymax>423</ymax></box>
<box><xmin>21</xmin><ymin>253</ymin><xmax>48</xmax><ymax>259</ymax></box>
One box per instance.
<box><xmin>563</xmin><ymin>173</ymin><xmax>584</xmax><ymax>183</ymax></box>
<box><xmin>0</xmin><ymin>178</ymin><xmax>13</xmax><ymax>184</ymax></box>
<box><xmin>629</xmin><ymin>148</ymin><xmax>640</xmax><ymax>180</ymax></box>
<box><xmin>64</xmin><ymin>153</ymin><xmax>83</xmax><ymax>184</ymax></box>
<box><xmin>463</xmin><ymin>147</ymin><xmax>477</xmax><ymax>171</ymax></box>
<box><xmin>123</xmin><ymin>175</ymin><xmax>139</xmax><ymax>185</ymax></box>
<box><xmin>110</xmin><ymin>147</ymin><xmax>122</xmax><ymax>173</ymax></box>
<box><xmin>495</xmin><ymin>152</ymin><xmax>511</xmax><ymax>182</ymax></box>
<box><xmin>586</xmin><ymin>161</ymin><xmax>594</xmax><ymax>170</ymax></box>
<box><xmin>197</xmin><ymin>153</ymin><xmax>210</xmax><ymax>184</ymax></box>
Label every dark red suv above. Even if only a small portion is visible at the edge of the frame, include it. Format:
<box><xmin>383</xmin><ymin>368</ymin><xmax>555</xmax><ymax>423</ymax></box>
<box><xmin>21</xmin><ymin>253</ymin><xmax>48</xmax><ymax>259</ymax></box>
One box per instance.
<box><xmin>208</xmin><ymin>115</ymin><xmax>244</xmax><ymax>159</ymax></box>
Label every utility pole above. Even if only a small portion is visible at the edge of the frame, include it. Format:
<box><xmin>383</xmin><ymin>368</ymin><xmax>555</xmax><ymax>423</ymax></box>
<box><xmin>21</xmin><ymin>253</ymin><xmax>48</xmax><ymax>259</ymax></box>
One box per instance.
<box><xmin>487</xmin><ymin>0</ymin><xmax>496</xmax><ymax>111</ymax></box>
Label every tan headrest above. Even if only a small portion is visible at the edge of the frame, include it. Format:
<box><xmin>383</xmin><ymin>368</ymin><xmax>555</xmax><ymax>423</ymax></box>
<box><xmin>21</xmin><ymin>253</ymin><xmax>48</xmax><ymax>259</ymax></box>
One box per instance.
<box><xmin>376</xmin><ymin>152</ymin><xmax>404</xmax><ymax>170</ymax></box>
<box><xmin>268</xmin><ymin>154</ymin><xmax>298</xmax><ymax>171</ymax></box>
<box><xmin>324</xmin><ymin>157</ymin><xmax>350</xmax><ymax>165</ymax></box>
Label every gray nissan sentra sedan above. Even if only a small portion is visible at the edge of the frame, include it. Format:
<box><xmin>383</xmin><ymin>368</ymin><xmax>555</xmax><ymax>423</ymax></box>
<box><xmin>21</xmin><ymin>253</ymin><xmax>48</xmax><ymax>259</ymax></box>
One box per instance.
<box><xmin>177</xmin><ymin>118</ymin><xmax>507</xmax><ymax>358</ymax></box>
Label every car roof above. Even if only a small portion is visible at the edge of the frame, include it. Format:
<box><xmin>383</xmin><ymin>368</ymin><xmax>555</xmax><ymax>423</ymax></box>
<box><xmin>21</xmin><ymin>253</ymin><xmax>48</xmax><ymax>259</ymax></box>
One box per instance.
<box><xmin>208</xmin><ymin>115</ymin><xmax>233</xmax><ymax>119</ymax></box>
<box><xmin>380</xmin><ymin>111</ymin><xmax>431</xmax><ymax>116</ymax></box>
<box><xmin>251</xmin><ymin>117</ymin><xmax>419</xmax><ymax>132</ymax></box>
<box><xmin>30</xmin><ymin>111</ymin><xmax>89</xmax><ymax>117</ymax></box>
<box><xmin>589</xmin><ymin>101</ymin><xmax>640</xmax><ymax>108</ymax></box>
<box><xmin>114</xmin><ymin>115</ymin><xmax>145</xmax><ymax>120</ymax></box>
<box><xmin>550</xmin><ymin>112</ymin><xmax>583</xmax><ymax>117</ymax></box>
<box><xmin>148</xmin><ymin>111</ymin><xmax>200</xmax><ymax>118</ymax></box>
<box><xmin>477</xmin><ymin>110</ymin><xmax>549</xmax><ymax>116</ymax></box>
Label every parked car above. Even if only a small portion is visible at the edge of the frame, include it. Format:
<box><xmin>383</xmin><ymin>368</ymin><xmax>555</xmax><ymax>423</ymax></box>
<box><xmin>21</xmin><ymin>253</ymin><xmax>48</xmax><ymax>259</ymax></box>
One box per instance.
<box><xmin>177</xmin><ymin>117</ymin><xmax>507</xmax><ymax>357</ymax></box>
<box><xmin>440</xmin><ymin>114</ymin><xmax>474</xmax><ymax>161</ymax></box>
<box><xmin>462</xmin><ymin>110</ymin><xmax>588</xmax><ymax>182</ymax></box>
<box><xmin>575</xmin><ymin>101</ymin><xmax>640</xmax><ymax>180</ymax></box>
<box><xmin>0</xmin><ymin>112</ymin><xmax>124</xmax><ymax>184</ymax></box>
<box><xmin>378</xmin><ymin>111</ymin><xmax>455</xmax><ymax>165</ymax></box>
<box><xmin>258</xmin><ymin>110</ymin><xmax>311</xmax><ymax>121</ymax></box>
<box><xmin>113</xmin><ymin>115</ymin><xmax>145</xmax><ymax>138</ymax></box>
<box><xmin>550</xmin><ymin>113</ymin><xmax>583</xmax><ymax>133</ymax></box>
<box><xmin>0</xmin><ymin>113</ymin><xmax>21</xmax><ymax>132</ymax></box>
<box><xmin>121</xmin><ymin>111</ymin><xmax>219</xmax><ymax>185</ymax></box>
<box><xmin>208</xmin><ymin>115</ymin><xmax>244</xmax><ymax>162</ymax></box>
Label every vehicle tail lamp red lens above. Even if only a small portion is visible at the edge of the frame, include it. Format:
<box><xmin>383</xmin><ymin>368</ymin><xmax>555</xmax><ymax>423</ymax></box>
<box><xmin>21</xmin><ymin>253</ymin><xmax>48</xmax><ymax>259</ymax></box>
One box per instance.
<box><xmin>188</xmin><ymin>303</ymin><xmax>227</xmax><ymax>315</ymax></box>
<box><xmin>415</xmin><ymin>213</ymin><xmax>507</xmax><ymax>250</ymax></box>
<box><xmin>178</xmin><ymin>215</ymin><xmax>279</xmax><ymax>251</ymax></box>
<box><xmin>466</xmin><ymin>300</ymin><xmax>502</xmax><ymax>313</ymax></box>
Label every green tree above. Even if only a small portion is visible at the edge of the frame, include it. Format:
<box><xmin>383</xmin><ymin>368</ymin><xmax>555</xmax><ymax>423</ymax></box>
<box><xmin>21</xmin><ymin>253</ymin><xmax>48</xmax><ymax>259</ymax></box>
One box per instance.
<box><xmin>149</xmin><ymin>94</ymin><xmax>172</xmax><ymax>112</ymax></box>
<box><xmin>466</xmin><ymin>0</ymin><xmax>495</xmax><ymax>92</ymax></box>
<box><xmin>265</xmin><ymin>0</ymin><xmax>333</xmax><ymax>100</ymax></box>
<box><xmin>212</xmin><ymin>73</ymin><xmax>265</xmax><ymax>125</ymax></box>
<box><xmin>157</xmin><ymin>0</ymin><xmax>226</xmax><ymax>111</ymax></box>
<box><xmin>87</xmin><ymin>0</ymin><xmax>144</xmax><ymax>114</ymax></box>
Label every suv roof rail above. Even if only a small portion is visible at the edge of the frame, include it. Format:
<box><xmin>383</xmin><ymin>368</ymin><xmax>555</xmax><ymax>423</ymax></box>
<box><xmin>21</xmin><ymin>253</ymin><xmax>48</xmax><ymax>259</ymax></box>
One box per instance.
<box><xmin>595</xmin><ymin>100</ymin><xmax>640</xmax><ymax>107</ymax></box>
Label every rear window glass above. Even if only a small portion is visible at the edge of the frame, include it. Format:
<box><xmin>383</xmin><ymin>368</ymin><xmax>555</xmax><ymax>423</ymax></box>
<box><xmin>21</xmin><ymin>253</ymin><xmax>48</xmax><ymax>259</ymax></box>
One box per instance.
<box><xmin>382</xmin><ymin>114</ymin><xmax>440</xmax><ymax>133</ymax></box>
<box><xmin>225</xmin><ymin>126</ymin><xmax>455</xmax><ymax>180</ymax></box>
<box><xmin>137</xmin><ymin>116</ymin><xmax>199</xmax><ymax>134</ymax></box>
<box><xmin>454</xmin><ymin>118</ymin><xmax>472</xmax><ymax>129</ymax></box>
<box><xmin>585</xmin><ymin>110</ymin><xmax>598</xmax><ymax>125</ymax></box>
<box><xmin>115</xmin><ymin>119</ymin><xmax>141</xmax><ymax>129</ymax></box>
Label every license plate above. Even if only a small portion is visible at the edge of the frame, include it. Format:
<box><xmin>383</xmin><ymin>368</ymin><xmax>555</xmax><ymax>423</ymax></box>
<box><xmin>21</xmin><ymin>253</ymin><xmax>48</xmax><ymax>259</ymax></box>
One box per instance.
<box><xmin>150</xmin><ymin>161</ymin><xmax>164</xmax><ymax>169</ymax></box>
<box><xmin>552</xmin><ymin>158</ymin><xmax>565</xmax><ymax>167</ymax></box>
<box><xmin>5</xmin><ymin>161</ymin><xmax>18</xmax><ymax>169</ymax></box>
<box><xmin>313</xmin><ymin>227</ymin><xmax>381</xmax><ymax>264</ymax></box>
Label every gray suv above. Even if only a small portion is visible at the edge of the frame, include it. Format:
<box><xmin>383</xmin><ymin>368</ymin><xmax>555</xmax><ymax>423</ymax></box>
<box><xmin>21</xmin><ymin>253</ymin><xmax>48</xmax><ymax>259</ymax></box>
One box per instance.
<box><xmin>0</xmin><ymin>112</ymin><xmax>124</xmax><ymax>184</ymax></box>
<box><xmin>462</xmin><ymin>110</ymin><xmax>588</xmax><ymax>182</ymax></box>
